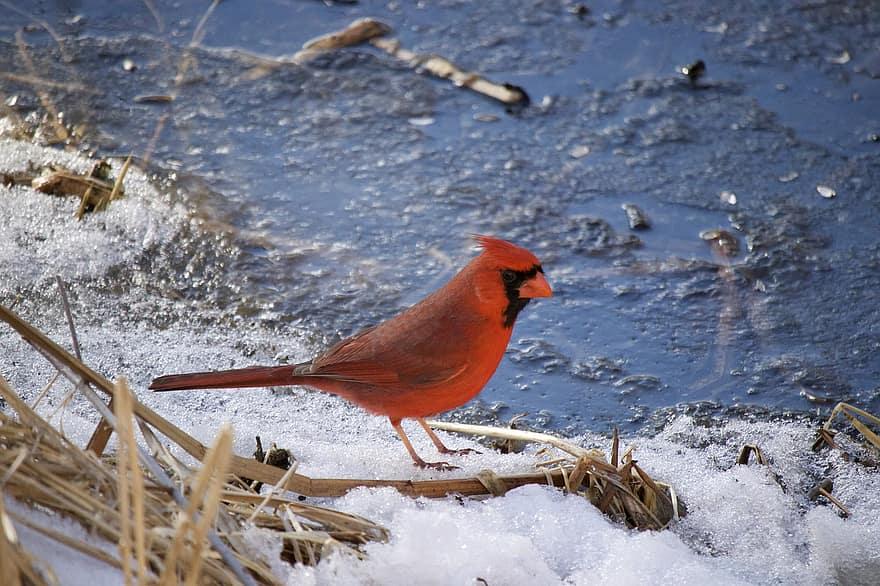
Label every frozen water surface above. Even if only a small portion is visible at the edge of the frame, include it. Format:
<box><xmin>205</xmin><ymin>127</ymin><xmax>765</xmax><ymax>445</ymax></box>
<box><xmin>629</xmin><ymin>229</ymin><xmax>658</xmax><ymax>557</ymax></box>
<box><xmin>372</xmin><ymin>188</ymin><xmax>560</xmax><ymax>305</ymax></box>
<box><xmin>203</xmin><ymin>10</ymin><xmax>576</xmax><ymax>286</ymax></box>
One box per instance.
<box><xmin>1</xmin><ymin>0</ymin><xmax>879</xmax><ymax>584</ymax></box>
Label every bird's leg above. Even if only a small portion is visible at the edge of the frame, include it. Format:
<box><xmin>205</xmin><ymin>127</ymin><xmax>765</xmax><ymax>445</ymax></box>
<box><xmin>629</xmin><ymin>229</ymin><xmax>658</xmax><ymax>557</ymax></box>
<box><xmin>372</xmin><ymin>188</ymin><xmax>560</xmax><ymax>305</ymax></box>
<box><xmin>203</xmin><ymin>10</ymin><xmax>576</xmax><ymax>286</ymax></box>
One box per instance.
<box><xmin>417</xmin><ymin>418</ymin><xmax>481</xmax><ymax>456</ymax></box>
<box><xmin>390</xmin><ymin>418</ymin><xmax>458</xmax><ymax>471</ymax></box>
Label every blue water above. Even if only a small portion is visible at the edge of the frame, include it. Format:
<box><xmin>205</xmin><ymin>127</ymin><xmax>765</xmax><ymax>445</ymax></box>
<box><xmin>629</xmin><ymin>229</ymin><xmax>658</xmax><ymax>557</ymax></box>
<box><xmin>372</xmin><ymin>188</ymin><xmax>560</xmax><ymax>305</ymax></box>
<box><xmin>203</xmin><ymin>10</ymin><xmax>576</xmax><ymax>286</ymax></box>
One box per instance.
<box><xmin>3</xmin><ymin>0</ymin><xmax>879</xmax><ymax>433</ymax></box>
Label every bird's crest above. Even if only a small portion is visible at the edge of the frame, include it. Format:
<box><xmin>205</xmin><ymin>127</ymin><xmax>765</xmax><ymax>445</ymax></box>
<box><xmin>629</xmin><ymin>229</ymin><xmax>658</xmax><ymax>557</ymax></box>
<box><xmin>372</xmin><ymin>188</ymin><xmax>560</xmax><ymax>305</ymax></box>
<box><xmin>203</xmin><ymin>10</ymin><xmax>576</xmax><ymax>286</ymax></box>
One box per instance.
<box><xmin>473</xmin><ymin>234</ymin><xmax>541</xmax><ymax>270</ymax></box>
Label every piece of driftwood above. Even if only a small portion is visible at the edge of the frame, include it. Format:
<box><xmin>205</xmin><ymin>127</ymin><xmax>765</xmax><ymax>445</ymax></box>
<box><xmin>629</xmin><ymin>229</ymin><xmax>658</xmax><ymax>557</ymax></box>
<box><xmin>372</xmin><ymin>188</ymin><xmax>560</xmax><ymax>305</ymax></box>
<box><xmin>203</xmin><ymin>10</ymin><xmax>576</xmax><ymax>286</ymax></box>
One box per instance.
<box><xmin>221</xmin><ymin>17</ymin><xmax>529</xmax><ymax>108</ymax></box>
<box><xmin>370</xmin><ymin>36</ymin><xmax>530</xmax><ymax>108</ymax></box>
<box><xmin>293</xmin><ymin>17</ymin><xmax>391</xmax><ymax>63</ymax></box>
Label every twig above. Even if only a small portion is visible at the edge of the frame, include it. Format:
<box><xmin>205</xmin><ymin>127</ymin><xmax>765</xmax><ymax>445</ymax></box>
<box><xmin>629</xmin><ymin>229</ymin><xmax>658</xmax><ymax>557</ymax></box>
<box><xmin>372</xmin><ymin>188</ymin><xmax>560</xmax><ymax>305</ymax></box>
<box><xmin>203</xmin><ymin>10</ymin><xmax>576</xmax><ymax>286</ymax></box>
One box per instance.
<box><xmin>611</xmin><ymin>427</ymin><xmax>619</xmax><ymax>468</ymax></box>
<box><xmin>144</xmin><ymin>0</ymin><xmax>218</xmax><ymax>166</ymax></box>
<box><xmin>425</xmin><ymin>420</ymin><xmax>592</xmax><ymax>458</ymax></box>
<box><xmin>95</xmin><ymin>156</ymin><xmax>132</xmax><ymax>212</ymax></box>
<box><xmin>190</xmin><ymin>0</ymin><xmax>221</xmax><ymax>47</ymax></box>
<box><xmin>247</xmin><ymin>463</ymin><xmax>300</xmax><ymax>524</ymax></box>
<box><xmin>0</xmin><ymin>72</ymin><xmax>94</xmax><ymax>92</ymax></box>
<box><xmin>141</xmin><ymin>113</ymin><xmax>169</xmax><ymax>167</ymax></box>
<box><xmin>141</xmin><ymin>0</ymin><xmax>165</xmax><ymax>33</ymax></box>
<box><xmin>55</xmin><ymin>277</ymin><xmax>81</xmax><ymax>360</ymax></box>
<box><xmin>30</xmin><ymin>371</ymin><xmax>61</xmax><ymax>409</ymax></box>
<box><xmin>0</xmin><ymin>447</ymin><xmax>30</xmax><ymax>487</ymax></box>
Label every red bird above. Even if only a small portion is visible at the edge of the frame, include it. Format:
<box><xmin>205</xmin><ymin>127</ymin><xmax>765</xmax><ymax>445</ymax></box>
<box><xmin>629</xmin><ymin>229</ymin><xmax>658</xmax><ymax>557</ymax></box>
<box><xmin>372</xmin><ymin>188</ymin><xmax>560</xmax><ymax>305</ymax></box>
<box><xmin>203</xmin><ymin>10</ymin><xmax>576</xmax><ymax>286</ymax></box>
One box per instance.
<box><xmin>150</xmin><ymin>235</ymin><xmax>552</xmax><ymax>469</ymax></box>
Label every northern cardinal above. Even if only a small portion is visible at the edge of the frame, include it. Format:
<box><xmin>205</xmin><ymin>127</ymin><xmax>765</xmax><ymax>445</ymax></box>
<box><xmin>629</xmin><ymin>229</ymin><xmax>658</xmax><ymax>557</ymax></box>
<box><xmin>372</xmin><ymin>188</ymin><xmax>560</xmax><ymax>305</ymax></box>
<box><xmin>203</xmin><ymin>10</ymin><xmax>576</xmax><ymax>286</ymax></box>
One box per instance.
<box><xmin>150</xmin><ymin>235</ymin><xmax>552</xmax><ymax>469</ymax></box>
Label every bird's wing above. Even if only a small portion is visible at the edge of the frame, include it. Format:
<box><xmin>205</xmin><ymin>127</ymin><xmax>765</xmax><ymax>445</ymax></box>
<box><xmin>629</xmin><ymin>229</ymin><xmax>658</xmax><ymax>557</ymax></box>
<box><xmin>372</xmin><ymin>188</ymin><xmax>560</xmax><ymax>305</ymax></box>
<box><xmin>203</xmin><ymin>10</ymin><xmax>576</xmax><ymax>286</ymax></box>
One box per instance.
<box><xmin>307</xmin><ymin>360</ymin><xmax>401</xmax><ymax>386</ymax></box>
<box><xmin>308</xmin><ymin>319</ymin><xmax>472</xmax><ymax>390</ymax></box>
<box><xmin>309</xmin><ymin>358</ymin><xmax>468</xmax><ymax>389</ymax></box>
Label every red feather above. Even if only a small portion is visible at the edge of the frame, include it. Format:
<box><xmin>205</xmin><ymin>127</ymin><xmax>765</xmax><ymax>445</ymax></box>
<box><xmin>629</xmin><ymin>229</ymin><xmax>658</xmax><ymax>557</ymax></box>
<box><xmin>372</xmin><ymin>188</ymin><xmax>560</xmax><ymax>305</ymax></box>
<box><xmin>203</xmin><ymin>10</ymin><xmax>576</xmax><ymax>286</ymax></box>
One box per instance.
<box><xmin>473</xmin><ymin>234</ymin><xmax>541</xmax><ymax>270</ymax></box>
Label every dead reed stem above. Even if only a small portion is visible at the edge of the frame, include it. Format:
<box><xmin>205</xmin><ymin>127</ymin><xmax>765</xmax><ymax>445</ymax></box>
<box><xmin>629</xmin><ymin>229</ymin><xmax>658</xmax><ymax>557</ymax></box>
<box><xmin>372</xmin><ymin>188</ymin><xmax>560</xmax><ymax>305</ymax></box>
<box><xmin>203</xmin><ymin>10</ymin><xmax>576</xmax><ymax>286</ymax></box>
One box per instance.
<box><xmin>95</xmin><ymin>155</ymin><xmax>132</xmax><ymax>212</ymax></box>
<box><xmin>114</xmin><ymin>379</ymin><xmax>148</xmax><ymax>585</ymax></box>
<box><xmin>0</xmin><ymin>371</ymin><xmax>391</xmax><ymax>583</ymax></box>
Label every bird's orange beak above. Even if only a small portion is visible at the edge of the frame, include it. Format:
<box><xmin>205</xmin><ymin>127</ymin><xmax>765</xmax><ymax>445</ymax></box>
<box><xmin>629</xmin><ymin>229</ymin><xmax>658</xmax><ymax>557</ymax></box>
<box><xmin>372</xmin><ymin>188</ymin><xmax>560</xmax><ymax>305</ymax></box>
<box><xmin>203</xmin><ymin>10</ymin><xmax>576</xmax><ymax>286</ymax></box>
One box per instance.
<box><xmin>518</xmin><ymin>272</ymin><xmax>552</xmax><ymax>298</ymax></box>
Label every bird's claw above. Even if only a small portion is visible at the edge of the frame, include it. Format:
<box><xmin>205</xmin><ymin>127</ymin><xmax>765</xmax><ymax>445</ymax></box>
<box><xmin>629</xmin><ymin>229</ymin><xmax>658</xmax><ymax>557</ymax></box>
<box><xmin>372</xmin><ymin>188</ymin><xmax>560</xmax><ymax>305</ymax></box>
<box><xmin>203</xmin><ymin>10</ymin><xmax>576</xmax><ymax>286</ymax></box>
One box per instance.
<box><xmin>415</xmin><ymin>460</ymin><xmax>459</xmax><ymax>471</ymax></box>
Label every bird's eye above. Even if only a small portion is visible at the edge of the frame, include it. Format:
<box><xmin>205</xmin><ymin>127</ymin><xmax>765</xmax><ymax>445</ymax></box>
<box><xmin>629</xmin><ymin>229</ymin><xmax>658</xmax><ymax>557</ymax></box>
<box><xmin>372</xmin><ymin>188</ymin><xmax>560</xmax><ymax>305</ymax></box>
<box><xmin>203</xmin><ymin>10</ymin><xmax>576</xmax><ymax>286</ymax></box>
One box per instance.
<box><xmin>501</xmin><ymin>269</ymin><xmax>517</xmax><ymax>284</ymax></box>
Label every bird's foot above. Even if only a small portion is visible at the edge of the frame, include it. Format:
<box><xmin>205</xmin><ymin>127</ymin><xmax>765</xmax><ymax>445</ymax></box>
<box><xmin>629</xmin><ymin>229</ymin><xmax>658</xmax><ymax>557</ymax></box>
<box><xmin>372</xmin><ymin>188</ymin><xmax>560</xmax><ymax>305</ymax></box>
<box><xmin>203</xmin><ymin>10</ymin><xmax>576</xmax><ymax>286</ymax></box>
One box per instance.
<box><xmin>414</xmin><ymin>459</ymin><xmax>459</xmax><ymax>471</ymax></box>
<box><xmin>438</xmin><ymin>447</ymin><xmax>481</xmax><ymax>457</ymax></box>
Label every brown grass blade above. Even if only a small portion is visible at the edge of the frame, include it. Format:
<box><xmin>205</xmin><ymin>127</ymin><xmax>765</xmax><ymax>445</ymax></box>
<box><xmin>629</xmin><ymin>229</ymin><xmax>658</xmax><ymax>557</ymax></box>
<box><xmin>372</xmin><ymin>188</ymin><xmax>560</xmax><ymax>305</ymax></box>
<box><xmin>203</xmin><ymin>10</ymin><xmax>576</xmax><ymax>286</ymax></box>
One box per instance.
<box><xmin>184</xmin><ymin>426</ymin><xmax>233</xmax><ymax>586</ymax></box>
<box><xmin>114</xmin><ymin>379</ymin><xmax>147</xmax><ymax>585</ymax></box>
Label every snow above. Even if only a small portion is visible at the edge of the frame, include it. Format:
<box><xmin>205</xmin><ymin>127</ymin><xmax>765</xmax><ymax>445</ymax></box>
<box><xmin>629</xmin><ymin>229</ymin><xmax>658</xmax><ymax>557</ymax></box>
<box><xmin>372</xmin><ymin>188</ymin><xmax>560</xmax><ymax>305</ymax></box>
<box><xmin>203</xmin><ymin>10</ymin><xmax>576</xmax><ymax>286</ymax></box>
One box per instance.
<box><xmin>278</xmin><ymin>417</ymin><xmax>880</xmax><ymax>586</ymax></box>
<box><xmin>1</xmin><ymin>140</ymin><xmax>879</xmax><ymax>585</ymax></box>
<box><xmin>289</xmin><ymin>485</ymin><xmax>743</xmax><ymax>586</ymax></box>
<box><xmin>5</xmin><ymin>499</ymin><xmax>126</xmax><ymax>586</ymax></box>
<box><xmin>0</xmin><ymin>139</ymin><xmax>184</xmax><ymax>284</ymax></box>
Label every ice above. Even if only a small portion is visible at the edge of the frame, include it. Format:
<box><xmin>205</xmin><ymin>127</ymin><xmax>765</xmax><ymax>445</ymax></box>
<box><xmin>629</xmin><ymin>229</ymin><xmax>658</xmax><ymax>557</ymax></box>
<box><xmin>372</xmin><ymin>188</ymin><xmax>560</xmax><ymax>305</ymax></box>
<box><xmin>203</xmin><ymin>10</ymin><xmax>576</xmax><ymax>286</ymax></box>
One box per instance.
<box><xmin>2</xmin><ymin>140</ymin><xmax>879</xmax><ymax>585</ymax></box>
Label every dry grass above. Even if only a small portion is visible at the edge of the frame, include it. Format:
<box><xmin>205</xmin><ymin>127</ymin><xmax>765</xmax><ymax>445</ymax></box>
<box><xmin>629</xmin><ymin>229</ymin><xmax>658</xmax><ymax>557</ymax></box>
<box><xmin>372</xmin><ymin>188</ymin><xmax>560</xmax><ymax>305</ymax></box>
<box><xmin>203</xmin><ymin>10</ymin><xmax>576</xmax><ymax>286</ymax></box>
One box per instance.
<box><xmin>0</xmin><ymin>303</ymin><xmax>392</xmax><ymax>585</ymax></box>
<box><xmin>807</xmin><ymin>401</ymin><xmax>880</xmax><ymax>517</ymax></box>
<box><xmin>12</xmin><ymin>29</ymin><xmax>68</xmax><ymax>144</ymax></box>
<box><xmin>0</xmin><ymin>372</ymin><xmax>391</xmax><ymax>585</ymax></box>
<box><xmin>1</xmin><ymin>158</ymin><xmax>131</xmax><ymax>220</ymax></box>
<box><xmin>813</xmin><ymin>402</ymin><xmax>880</xmax><ymax>466</ymax></box>
<box><xmin>821</xmin><ymin>403</ymin><xmax>880</xmax><ymax>451</ymax></box>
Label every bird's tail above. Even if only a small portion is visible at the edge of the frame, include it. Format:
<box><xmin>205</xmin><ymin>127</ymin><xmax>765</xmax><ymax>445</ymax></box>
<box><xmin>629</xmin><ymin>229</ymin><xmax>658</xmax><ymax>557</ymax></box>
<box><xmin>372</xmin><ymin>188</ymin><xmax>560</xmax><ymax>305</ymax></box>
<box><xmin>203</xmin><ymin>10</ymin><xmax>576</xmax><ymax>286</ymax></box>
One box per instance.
<box><xmin>149</xmin><ymin>365</ymin><xmax>303</xmax><ymax>392</ymax></box>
